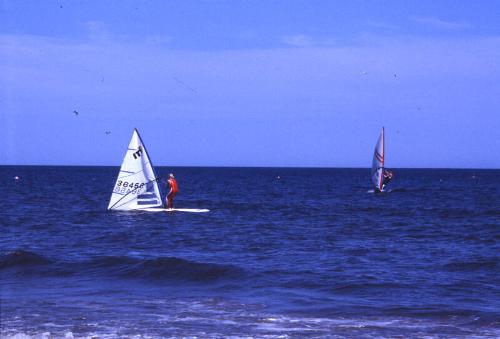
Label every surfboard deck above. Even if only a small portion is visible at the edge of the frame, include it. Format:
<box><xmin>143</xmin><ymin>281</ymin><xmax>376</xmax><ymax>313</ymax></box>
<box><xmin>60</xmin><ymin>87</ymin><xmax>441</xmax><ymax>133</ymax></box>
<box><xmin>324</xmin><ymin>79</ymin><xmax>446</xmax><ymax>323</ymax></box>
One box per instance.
<box><xmin>141</xmin><ymin>207</ymin><xmax>210</xmax><ymax>213</ymax></box>
<box><xmin>367</xmin><ymin>189</ymin><xmax>391</xmax><ymax>194</ymax></box>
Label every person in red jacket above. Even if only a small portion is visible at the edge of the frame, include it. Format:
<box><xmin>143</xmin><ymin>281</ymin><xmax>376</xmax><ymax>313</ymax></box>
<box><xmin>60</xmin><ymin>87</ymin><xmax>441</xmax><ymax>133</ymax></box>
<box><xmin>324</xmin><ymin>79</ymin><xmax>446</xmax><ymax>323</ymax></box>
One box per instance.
<box><xmin>166</xmin><ymin>173</ymin><xmax>179</xmax><ymax>209</ymax></box>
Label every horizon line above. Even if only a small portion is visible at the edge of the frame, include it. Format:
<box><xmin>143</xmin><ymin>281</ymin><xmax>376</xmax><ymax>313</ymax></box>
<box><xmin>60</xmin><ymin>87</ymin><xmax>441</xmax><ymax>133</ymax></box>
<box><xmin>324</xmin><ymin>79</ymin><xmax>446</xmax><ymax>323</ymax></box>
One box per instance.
<box><xmin>1</xmin><ymin>164</ymin><xmax>498</xmax><ymax>171</ymax></box>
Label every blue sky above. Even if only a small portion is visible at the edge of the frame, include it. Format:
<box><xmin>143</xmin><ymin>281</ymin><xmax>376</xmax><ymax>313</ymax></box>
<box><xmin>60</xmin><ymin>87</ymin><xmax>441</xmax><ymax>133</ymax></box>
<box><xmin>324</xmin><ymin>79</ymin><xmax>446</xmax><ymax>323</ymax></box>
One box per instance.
<box><xmin>1</xmin><ymin>0</ymin><xmax>500</xmax><ymax>167</ymax></box>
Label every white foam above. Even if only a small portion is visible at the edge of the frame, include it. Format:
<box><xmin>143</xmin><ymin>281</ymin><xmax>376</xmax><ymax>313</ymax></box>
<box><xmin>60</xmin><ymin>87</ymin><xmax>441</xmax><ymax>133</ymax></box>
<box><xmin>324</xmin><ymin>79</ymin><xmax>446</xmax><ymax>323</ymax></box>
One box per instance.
<box><xmin>3</xmin><ymin>298</ymin><xmax>499</xmax><ymax>338</ymax></box>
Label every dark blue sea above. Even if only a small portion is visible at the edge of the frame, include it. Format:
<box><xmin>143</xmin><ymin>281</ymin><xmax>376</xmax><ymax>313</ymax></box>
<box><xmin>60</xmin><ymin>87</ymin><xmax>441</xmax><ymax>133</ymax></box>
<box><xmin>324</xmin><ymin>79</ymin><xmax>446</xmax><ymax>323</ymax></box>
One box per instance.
<box><xmin>1</xmin><ymin>166</ymin><xmax>499</xmax><ymax>338</ymax></box>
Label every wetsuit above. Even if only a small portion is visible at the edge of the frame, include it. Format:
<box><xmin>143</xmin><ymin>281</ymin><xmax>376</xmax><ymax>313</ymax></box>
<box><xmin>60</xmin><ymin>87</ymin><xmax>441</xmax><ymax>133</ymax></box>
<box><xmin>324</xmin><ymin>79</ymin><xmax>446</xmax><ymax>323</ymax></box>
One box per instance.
<box><xmin>382</xmin><ymin>170</ymin><xmax>393</xmax><ymax>188</ymax></box>
<box><xmin>166</xmin><ymin>178</ymin><xmax>179</xmax><ymax>209</ymax></box>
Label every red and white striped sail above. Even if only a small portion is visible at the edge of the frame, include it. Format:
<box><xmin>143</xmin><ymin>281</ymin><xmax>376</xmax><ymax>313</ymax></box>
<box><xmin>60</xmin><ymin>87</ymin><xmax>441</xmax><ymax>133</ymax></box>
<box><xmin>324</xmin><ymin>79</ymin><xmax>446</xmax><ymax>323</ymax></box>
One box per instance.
<box><xmin>371</xmin><ymin>127</ymin><xmax>385</xmax><ymax>191</ymax></box>
<box><xmin>108</xmin><ymin>129</ymin><xmax>162</xmax><ymax>210</ymax></box>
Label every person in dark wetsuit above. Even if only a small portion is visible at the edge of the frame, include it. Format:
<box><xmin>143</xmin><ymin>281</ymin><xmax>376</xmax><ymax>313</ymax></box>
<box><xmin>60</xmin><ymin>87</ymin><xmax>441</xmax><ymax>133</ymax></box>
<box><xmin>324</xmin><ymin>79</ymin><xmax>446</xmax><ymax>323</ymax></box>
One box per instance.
<box><xmin>382</xmin><ymin>169</ymin><xmax>394</xmax><ymax>189</ymax></box>
<box><xmin>166</xmin><ymin>173</ymin><xmax>179</xmax><ymax>209</ymax></box>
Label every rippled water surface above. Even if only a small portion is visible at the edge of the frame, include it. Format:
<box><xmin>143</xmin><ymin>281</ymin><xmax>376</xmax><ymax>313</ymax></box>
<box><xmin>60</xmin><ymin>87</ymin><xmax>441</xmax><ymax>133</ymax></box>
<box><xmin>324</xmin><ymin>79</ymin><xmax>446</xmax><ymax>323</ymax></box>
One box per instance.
<box><xmin>1</xmin><ymin>166</ymin><xmax>499</xmax><ymax>338</ymax></box>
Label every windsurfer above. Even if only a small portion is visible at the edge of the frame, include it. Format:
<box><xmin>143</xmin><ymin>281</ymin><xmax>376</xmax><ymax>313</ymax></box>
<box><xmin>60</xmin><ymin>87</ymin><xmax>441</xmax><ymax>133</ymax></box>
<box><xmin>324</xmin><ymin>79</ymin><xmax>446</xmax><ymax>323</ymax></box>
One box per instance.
<box><xmin>382</xmin><ymin>169</ymin><xmax>393</xmax><ymax>189</ymax></box>
<box><xmin>166</xmin><ymin>173</ymin><xmax>179</xmax><ymax>209</ymax></box>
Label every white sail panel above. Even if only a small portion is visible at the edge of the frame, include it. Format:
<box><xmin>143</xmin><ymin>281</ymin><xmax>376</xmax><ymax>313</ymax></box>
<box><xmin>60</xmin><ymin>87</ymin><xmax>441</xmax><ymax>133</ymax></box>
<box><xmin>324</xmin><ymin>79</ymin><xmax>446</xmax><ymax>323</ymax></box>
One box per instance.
<box><xmin>371</xmin><ymin>127</ymin><xmax>385</xmax><ymax>191</ymax></box>
<box><xmin>108</xmin><ymin>129</ymin><xmax>162</xmax><ymax>210</ymax></box>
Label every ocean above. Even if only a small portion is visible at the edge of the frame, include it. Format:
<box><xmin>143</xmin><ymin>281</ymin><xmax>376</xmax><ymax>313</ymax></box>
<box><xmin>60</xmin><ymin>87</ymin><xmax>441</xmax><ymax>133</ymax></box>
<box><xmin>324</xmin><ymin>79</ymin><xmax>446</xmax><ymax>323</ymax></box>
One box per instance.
<box><xmin>1</xmin><ymin>166</ymin><xmax>499</xmax><ymax>338</ymax></box>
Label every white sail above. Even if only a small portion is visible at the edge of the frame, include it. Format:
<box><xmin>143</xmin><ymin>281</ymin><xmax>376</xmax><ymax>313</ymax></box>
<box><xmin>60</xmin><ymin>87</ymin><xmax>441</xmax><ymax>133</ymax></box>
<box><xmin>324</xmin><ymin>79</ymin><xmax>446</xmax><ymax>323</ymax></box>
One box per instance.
<box><xmin>371</xmin><ymin>127</ymin><xmax>385</xmax><ymax>191</ymax></box>
<box><xmin>108</xmin><ymin>129</ymin><xmax>162</xmax><ymax>210</ymax></box>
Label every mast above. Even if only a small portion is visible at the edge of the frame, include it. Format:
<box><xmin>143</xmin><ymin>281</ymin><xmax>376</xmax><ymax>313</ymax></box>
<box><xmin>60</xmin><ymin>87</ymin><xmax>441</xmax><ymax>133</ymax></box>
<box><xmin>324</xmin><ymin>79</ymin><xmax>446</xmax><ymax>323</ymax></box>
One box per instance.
<box><xmin>134</xmin><ymin>127</ymin><xmax>161</xmax><ymax>197</ymax></box>
<box><xmin>381</xmin><ymin>127</ymin><xmax>385</xmax><ymax>168</ymax></box>
<box><xmin>380</xmin><ymin>127</ymin><xmax>385</xmax><ymax>190</ymax></box>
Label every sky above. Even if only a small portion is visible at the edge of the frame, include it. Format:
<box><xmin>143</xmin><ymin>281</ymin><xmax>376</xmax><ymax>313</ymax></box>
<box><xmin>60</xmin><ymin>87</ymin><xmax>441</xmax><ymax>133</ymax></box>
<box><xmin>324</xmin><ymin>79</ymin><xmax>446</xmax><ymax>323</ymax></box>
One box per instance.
<box><xmin>1</xmin><ymin>0</ymin><xmax>500</xmax><ymax>168</ymax></box>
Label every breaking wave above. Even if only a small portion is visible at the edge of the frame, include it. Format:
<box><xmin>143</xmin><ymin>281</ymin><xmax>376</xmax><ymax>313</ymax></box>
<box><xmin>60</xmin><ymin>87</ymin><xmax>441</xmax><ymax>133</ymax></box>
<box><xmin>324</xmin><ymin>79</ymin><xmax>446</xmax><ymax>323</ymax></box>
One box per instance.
<box><xmin>0</xmin><ymin>250</ymin><xmax>243</xmax><ymax>282</ymax></box>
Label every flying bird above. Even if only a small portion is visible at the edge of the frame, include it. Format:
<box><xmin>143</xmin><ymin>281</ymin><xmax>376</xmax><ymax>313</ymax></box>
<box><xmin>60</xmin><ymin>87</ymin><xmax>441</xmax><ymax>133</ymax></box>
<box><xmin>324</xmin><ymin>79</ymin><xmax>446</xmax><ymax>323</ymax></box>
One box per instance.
<box><xmin>173</xmin><ymin>77</ymin><xmax>197</xmax><ymax>93</ymax></box>
<box><xmin>105</xmin><ymin>131</ymin><xmax>111</xmax><ymax>135</ymax></box>
<box><xmin>73</xmin><ymin>110</ymin><xmax>79</xmax><ymax>116</ymax></box>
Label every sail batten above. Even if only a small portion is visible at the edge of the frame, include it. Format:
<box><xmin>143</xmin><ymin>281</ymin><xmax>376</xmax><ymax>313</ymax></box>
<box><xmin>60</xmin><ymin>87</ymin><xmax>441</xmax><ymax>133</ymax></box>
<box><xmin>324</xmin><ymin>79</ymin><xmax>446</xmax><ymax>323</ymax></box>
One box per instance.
<box><xmin>108</xmin><ymin>129</ymin><xmax>162</xmax><ymax>210</ymax></box>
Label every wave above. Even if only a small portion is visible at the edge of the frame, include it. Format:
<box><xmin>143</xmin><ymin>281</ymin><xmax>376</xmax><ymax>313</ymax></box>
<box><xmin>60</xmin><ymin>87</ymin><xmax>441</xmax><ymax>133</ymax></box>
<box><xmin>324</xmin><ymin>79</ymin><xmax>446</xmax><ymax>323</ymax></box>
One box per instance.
<box><xmin>0</xmin><ymin>250</ymin><xmax>51</xmax><ymax>268</ymax></box>
<box><xmin>85</xmin><ymin>255</ymin><xmax>243</xmax><ymax>282</ymax></box>
<box><xmin>0</xmin><ymin>250</ymin><xmax>243</xmax><ymax>283</ymax></box>
<box><xmin>4</xmin><ymin>313</ymin><xmax>500</xmax><ymax>339</ymax></box>
<box><xmin>478</xmin><ymin>209</ymin><xmax>500</xmax><ymax>217</ymax></box>
<box><xmin>443</xmin><ymin>258</ymin><xmax>498</xmax><ymax>272</ymax></box>
<box><xmin>417</xmin><ymin>207</ymin><xmax>500</xmax><ymax>219</ymax></box>
<box><xmin>331</xmin><ymin>282</ymin><xmax>411</xmax><ymax>293</ymax></box>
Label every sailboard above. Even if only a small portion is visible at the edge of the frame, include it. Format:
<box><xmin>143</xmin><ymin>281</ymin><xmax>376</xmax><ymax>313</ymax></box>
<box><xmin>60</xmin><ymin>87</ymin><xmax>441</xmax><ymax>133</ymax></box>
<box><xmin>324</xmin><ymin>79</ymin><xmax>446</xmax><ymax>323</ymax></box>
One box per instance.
<box><xmin>371</xmin><ymin>127</ymin><xmax>385</xmax><ymax>192</ymax></box>
<box><xmin>140</xmin><ymin>208</ymin><xmax>210</xmax><ymax>213</ymax></box>
<box><xmin>108</xmin><ymin>129</ymin><xmax>162</xmax><ymax>210</ymax></box>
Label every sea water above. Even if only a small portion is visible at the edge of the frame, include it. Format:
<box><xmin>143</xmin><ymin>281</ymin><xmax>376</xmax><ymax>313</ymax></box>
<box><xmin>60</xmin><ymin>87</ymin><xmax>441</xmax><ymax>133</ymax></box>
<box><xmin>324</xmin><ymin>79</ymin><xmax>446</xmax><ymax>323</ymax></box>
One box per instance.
<box><xmin>1</xmin><ymin>166</ymin><xmax>499</xmax><ymax>338</ymax></box>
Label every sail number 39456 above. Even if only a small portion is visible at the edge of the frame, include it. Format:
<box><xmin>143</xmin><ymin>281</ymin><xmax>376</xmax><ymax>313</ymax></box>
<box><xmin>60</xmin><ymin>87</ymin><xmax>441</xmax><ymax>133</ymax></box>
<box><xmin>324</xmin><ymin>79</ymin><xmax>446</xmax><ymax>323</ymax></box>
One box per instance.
<box><xmin>113</xmin><ymin>181</ymin><xmax>145</xmax><ymax>194</ymax></box>
<box><xmin>117</xmin><ymin>181</ymin><xmax>144</xmax><ymax>189</ymax></box>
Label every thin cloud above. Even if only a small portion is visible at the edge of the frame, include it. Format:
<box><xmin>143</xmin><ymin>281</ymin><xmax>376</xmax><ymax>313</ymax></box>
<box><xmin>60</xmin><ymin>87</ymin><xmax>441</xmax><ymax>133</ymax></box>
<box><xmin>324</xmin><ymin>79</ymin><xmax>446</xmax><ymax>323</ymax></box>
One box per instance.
<box><xmin>366</xmin><ymin>21</ymin><xmax>399</xmax><ymax>30</ymax></box>
<box><xmin>144</xmin><ymin>35</ymin><xmax>172</xmax><ymax>46</ymax></box>
<box><xmin>282</xmin><ymin>34</ymin><xmax>314</xmax><ymax>47</ymax></box>
<box><xmin>413</xmin><ymin>16</ymin><xmax>473</xmax><ymax>30</ymax></box>
<box><xmin>281</xmin><ymin>34</ymin><xmax>335</xmax><ymax>48</ymax></box>
<box><xmin>85</xmin><ymin>20</ymin><xmax>110</xmax><ymax>40</ymax></box>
